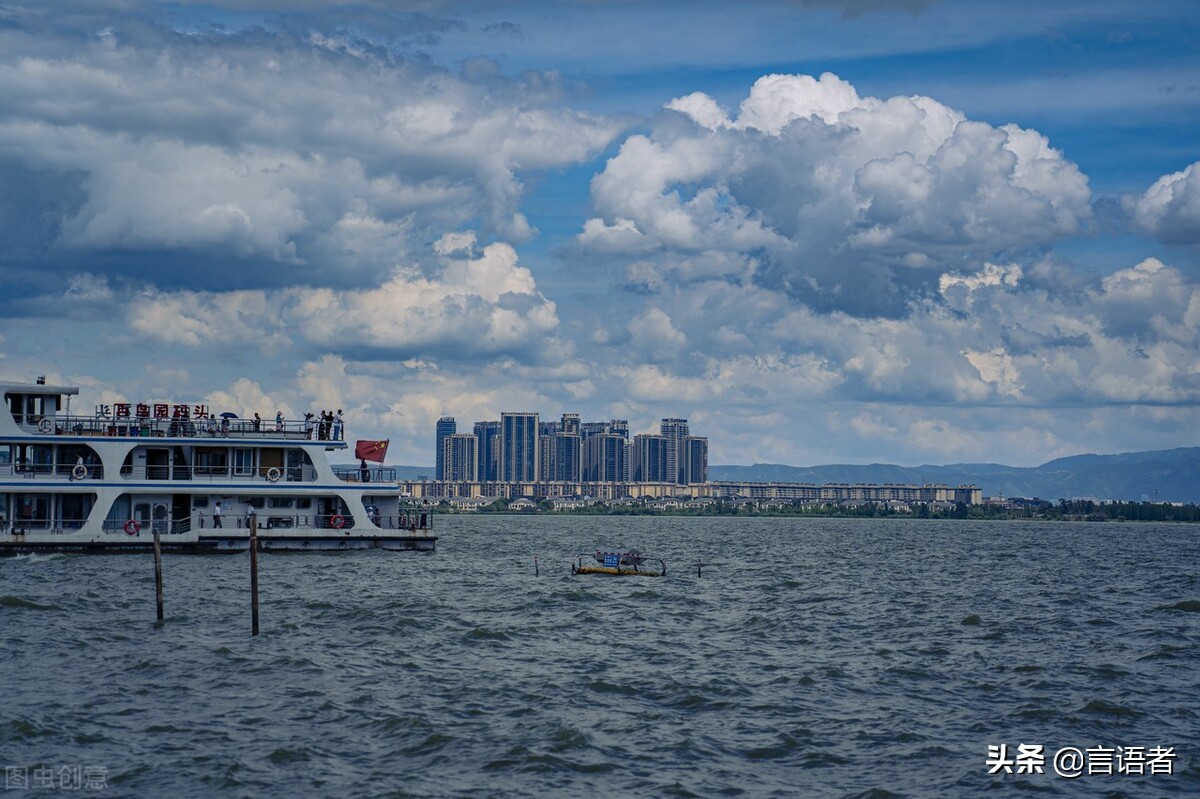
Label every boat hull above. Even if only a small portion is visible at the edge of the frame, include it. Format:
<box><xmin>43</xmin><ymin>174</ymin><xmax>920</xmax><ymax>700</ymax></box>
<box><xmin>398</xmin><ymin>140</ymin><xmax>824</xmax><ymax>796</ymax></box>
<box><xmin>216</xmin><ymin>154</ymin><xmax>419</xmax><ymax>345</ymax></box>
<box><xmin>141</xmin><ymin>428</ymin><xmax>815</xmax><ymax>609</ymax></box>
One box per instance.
<box><xmin>1</xmin><ymin>531</ymin><xmax>437</xmax><ymax>555</ymax></box>
<box><xmin>570</xmin><ymin>564</ymin><xmax>664</xmax><ymax>577</ymax></box>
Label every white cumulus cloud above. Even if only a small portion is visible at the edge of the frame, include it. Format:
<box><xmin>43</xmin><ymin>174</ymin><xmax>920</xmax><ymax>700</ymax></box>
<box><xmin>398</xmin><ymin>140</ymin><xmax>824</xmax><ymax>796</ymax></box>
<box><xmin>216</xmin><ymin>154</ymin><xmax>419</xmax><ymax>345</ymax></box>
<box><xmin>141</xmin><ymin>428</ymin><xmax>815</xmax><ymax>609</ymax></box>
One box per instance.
<box><xmin>1127</xmin><ymin>162</ymin><xmax>1200</xmax><ymax>245</ymax></box>
<box><xmin>587</xmin><ymin>71</ymin><xmax>1091</xmax><ymax>316</ymax></box>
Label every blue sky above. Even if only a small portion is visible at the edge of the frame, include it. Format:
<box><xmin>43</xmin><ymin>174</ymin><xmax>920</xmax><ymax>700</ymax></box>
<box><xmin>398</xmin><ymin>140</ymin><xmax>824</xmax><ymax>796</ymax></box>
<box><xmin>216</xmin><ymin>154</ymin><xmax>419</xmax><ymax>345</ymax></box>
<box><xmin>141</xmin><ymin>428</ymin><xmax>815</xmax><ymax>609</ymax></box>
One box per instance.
<box><xmin>1</xmin><ymin>0</ymin><xmax>1198</xmax><ymax>467</ymax></box>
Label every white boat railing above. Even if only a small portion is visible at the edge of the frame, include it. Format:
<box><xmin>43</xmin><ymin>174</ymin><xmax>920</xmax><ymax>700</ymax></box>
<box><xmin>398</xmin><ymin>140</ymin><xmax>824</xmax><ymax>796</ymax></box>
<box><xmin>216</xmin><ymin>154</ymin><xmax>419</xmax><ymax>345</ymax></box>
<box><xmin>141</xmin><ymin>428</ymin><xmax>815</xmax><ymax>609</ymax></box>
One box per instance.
<box><xmin>5</xmin><ymin>513</ymin><xmax>433</xmax><ymax>536</ymax></box>
<box><xmin>0</xmin><ymin>463</ymin><xmax>107</xmax><ymax>479</ymax></box>
<box><xmin>19</xmin><ymin>414</ymin><xmax>347</xmax><ymax>442</ymax></box>
<box><xmin>0</xmin><ymin>463</ymin><xmax>327</xmax><ymax>483</ymax></box>
<box><xmin>332</xmin><ymin>466</ymin><xmax>398</xmax><ymax>483</ymax></box>
<box><xmin>117</xmin><ymin>465</ymin><xmax>322</xmax><ymax>483</ymax></box>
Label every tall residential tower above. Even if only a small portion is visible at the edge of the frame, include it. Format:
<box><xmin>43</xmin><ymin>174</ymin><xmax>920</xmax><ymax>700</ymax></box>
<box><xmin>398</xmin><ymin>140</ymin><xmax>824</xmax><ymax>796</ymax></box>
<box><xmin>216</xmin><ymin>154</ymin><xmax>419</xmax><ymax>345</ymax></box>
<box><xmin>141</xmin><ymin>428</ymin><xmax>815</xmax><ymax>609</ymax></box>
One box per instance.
<box><xmin>434</xmin><ymin>416</ymin><xmax>456</xmax><ymax>480</ymax></box>
<box><xmin>500</xmin><ymin>412</ymin><xmax>539</xmax><ymax>482</ymax></box>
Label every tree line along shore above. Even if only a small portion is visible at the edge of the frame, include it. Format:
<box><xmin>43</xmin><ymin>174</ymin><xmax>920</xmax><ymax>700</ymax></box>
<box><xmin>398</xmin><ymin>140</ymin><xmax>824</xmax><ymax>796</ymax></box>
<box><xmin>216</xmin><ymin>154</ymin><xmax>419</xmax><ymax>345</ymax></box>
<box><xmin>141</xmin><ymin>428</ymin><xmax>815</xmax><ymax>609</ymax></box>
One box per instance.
<box><xmin>405</xmin><ymin>498</ymin><xmax>1200</xmax><ymax>522</ymax></box>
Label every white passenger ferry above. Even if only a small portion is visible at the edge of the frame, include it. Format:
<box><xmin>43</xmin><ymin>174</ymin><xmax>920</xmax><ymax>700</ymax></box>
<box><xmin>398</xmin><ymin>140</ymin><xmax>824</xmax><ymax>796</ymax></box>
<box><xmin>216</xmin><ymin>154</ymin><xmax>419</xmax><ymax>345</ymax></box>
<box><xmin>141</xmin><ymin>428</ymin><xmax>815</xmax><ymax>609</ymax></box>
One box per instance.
<box><xmin>0</xmin><ymin>380</ymin><xmax>436</xmax><ymax>554</ymax></box>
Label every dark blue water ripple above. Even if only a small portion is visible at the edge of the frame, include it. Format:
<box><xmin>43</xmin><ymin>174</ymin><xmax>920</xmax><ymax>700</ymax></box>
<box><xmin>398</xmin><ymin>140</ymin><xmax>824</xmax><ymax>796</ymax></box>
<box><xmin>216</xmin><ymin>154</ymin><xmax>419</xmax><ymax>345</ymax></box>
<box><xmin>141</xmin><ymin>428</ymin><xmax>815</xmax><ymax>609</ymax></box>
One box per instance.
<box><xmin>2</xmin><ymin>518</ymin><xmax>1198</xmax><ymax>797</ymax></box>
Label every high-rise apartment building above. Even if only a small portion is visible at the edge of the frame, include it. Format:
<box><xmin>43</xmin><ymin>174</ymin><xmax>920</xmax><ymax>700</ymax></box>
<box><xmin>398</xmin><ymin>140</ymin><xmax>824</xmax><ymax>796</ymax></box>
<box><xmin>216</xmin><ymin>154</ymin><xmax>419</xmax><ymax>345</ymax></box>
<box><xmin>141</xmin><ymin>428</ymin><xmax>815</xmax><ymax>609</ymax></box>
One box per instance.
<box><xmin>435</xmin><ymin>416</ymin><xmax>456</xmax><ymax>480</ymax></box>
<box><xmin>538</xmin><ymin>421</ymin><xmax>560</xmax><ymax>481</ymax></box>
<box><xmin>560</xmin><ymin>413</ymin><xmax>580</xmax><ymax>436</ymax></box>
<box><xmin>473</xmin><ymin>421</ymin><xmax>501</xmax><ymax>482</ymax></box>
<box><xmin>500</xmin><ymin>412</ymin><xmax>539</xmax><ymax>482</ymax></box>
<box><xmin>578</xmin><ymin>421</ymin><xmax>607</xmax><ymax>442</ymax></box>
<box><xmin>442</xmin><ymin>433</ymin><xmax>478</xmax><ymax>482</ymax></box>
<box><xmin>632</xmin><ymin>434</ymin><xmax>669</xmax><ymax>482</ymax></box>
<box><xmin>684</xmin><ymin>436</ymin><xmax>708</xmax><ymax>485</ymax></box>
<box><xmin>660</xmin><ymin>418</ymin><xmax>689</xmax><ymax>484</ymax></box>
<box><xmin>584</xmin><ymin>432</ymin><xmax>628</xmax><ymax>483</ymax></box>
<box><xmin>553</xmin><ymin>433</ymin><xmax>583</xmax><ymax>482</ymax></box>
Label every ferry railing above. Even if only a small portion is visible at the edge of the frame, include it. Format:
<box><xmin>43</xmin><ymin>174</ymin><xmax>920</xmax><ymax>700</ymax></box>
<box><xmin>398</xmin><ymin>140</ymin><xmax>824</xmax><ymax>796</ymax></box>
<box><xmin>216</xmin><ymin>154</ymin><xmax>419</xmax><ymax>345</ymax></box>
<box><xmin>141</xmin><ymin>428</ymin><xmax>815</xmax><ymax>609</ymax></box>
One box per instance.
<box><xmin>23</xmin><ymin>414</ymin><xmax>348</xmax><ymax>442</ymax></box>
<box><xmin>71</xmin><ymin>513</ymin><xmax>436</xmax><ymax>535</ymax></box>
<box><xmin>101</xmin><ymin>517</ymin><xmax>204</xmax><ymax>535</ymax></box>
<box><xmin>332</xmin><ymin>466</ymin><xmax>398</xmax><ymax>483</ymax></box>
<box><xmin>192</xmin><ymin>513</ymin><xmax>362</xmax><ymax>530</ymax></box>
<box><xmin>0</xmin><ymin>463</ymin><xmax>106</xmax><ymax>480</ymax></box>
<box><xmin>115</xmin><ymin>465</ymin><xmax>319</xmax><ymax>483</ymax></box>
<box><xmin>5</xmin><ymin>517</ymin><xmax>91</xmax><ymax>534</ymax></box>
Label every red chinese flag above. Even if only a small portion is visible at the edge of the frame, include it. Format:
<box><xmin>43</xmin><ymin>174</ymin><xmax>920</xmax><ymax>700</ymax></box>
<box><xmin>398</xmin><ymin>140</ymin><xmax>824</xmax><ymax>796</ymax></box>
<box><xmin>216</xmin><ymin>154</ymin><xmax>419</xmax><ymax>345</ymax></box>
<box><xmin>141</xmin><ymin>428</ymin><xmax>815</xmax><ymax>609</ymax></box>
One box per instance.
<box><xmin>355</xmin><ymin>439</ymin><xmax>389</xmax><ymax>463</ymax></box>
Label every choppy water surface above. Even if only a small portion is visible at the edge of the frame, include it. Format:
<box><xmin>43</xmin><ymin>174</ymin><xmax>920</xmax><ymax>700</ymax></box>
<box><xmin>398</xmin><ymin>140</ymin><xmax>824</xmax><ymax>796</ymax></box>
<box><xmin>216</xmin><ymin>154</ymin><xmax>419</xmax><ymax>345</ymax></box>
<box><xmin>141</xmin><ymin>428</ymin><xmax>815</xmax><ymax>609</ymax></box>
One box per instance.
<box><xmin>3</xmin><ymin>517</ymin><xmax>1199</xmax><ymax>798</ymax></box>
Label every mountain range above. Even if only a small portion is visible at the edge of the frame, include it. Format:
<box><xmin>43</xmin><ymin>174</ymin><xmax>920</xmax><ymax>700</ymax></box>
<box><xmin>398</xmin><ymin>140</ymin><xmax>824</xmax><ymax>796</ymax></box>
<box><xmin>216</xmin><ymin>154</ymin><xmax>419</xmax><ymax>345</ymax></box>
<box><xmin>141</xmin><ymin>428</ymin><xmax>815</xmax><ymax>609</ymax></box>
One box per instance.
<box><xmin>707</xmin><ymin>447</ymin><xmax>1200</xmax><ymax>504</ymax></box>
<box><xmin>377</xmin><ymin>447</ymin><xmax>1200</xmax><ymax>504</ymax></box>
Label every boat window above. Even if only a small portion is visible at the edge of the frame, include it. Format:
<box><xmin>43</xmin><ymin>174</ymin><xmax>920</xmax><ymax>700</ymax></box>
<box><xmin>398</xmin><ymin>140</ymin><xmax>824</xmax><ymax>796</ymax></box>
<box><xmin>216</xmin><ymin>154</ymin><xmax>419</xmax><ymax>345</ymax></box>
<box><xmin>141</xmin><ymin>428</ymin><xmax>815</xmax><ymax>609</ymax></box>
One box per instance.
<box><xmin>268</xmin><ymin>497</ymin><xmax>292</xmax><ymax>508</ymax></box>
<box><xmin>295</xmin><ymin>497</ymin><xmax>312</xmax><ymax>509</ymax></box>
<box><xmin>240</xmin><ymin>497</ymin><xmax>265</xmax><ymax>508</ymax></box>
<box><xmin>61</xmin><ymin>494</ymin><xmax>94</xmax><ymax>530</ymax></box>
<box><xmin>101</xmin><ymin>496</ymin><xmax>132</xmax><ymax>531</ymax></box>
<box><xmin>195</xmin><ymin>448</ymin><xmax>228</xmax><ymax>476</ymax></box>
<box><xmin>285</xmin><ymin>449</ymin><xmax>313</xmax><ymax>481</ymax></box>
<box><xmin>6</xmin><ymin>393</ymin><xmax>45</xmax><ymax>425</ymax></box>
<box><xmin>146</xmin><ymin>447</ymin><xmax>170</xmax><ymax>480</ymax></box>
<box><xmin>233</xmin><ymin>448</ymin><xmax>256</xmax><ymax>476</ymax></box>
<box><xmin>193</xmin><ymin>497</ymin><xmax>209</xmax><ymax>508</ymax></box>
<box><xmin>16</xmin><ymin>494</ymin><xmax>50</xmax><ymax>528</ymax></box>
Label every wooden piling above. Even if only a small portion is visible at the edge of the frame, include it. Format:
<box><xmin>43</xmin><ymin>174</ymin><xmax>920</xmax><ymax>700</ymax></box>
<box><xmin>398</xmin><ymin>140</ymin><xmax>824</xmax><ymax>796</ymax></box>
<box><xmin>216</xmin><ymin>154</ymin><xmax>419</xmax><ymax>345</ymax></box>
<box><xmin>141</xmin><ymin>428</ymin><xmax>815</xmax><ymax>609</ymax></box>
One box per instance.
<box><xmin>534</xmin><ymin>556</ymin><xmax>539</xmax><ymax>577</ymax></box>
<box><xmin>697</xmin><ymin>558</ymin><xmax>702</xmax><ymax>578</ymax></box>
<box><xmin>152</xmin><ymin>529</ymin><xmax>164</xmax><ymax>622</ymax></box>
<box><xmin>249</xmin><ymin>513</ymin><xmax>259</xmax><ymax>637</ymax></box>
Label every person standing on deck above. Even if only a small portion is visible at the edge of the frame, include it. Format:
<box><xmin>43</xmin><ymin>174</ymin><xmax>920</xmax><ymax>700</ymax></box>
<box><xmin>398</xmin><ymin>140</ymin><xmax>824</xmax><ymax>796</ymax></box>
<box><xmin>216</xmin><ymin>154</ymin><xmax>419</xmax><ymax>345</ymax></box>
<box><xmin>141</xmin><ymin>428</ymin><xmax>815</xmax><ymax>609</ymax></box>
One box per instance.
<box><xmin>213</xmin><ymin>501</ymin><xmax>223</xmax><ymax>528</ymax></box>
<box><xmin>333</xmin><ymin>410</ymin><xmax>344</xmax><ymax>440</ymax></box>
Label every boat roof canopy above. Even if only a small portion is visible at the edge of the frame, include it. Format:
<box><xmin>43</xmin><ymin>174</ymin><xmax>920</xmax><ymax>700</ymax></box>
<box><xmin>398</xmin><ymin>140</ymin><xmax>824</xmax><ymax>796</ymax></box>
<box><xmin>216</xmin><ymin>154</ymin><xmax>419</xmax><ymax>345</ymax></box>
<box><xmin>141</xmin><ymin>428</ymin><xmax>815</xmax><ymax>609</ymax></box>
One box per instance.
<box><xmin>0</xmin><ymin>381</ymin><xmax>80</xmax><ymax>396</ymax></box>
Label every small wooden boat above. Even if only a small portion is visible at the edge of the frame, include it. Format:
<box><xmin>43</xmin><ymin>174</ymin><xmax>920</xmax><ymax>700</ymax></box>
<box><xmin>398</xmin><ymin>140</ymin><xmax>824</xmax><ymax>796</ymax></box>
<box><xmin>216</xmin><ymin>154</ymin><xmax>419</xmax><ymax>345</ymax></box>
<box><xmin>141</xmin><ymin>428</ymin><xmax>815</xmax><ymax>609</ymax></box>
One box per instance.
<box><xmin>571</xmin><ymin>549</ymin><xmax>666</xmax><ymax>577</ymax></box>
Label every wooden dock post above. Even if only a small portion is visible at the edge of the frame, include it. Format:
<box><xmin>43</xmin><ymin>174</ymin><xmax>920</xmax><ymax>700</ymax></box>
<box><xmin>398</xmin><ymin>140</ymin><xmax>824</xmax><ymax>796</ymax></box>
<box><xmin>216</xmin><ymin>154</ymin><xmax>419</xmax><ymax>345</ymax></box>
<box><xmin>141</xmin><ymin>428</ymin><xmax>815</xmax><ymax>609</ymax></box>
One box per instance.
<box><xmin>697</xmin><ymin>558</ymin><xmax>702</xmax><ymax>578</ymax></box>
<box><xmin>249</xmin><ymin>512</ymin><xmax>259</xmax><ymax>637</ymax></box>
<box><xmin>534</xmin><ymin>556</ymin><xmax>539</xmax><ymax>577</ymax></box>
<box><xmin>152</xmin><ymin>529</ymin><xmax>164</xmax><ymax>622</ymax></box>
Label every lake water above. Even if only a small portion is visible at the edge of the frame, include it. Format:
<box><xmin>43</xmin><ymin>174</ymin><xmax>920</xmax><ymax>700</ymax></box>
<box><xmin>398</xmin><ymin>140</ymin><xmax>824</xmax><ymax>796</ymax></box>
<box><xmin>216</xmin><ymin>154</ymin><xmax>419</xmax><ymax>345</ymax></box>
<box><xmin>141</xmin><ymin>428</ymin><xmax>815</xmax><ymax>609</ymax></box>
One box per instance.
<box><xmin>2</xmin><ymin>516</ymin><xmax>1198</xmax><ymax>797</ymax></box>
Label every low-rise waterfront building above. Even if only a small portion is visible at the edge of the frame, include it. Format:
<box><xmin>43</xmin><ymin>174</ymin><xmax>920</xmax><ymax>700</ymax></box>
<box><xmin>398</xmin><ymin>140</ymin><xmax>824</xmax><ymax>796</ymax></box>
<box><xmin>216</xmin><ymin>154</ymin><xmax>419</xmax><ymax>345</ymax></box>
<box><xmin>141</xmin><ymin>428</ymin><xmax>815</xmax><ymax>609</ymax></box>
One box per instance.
<box><xmin>398</xmin><ymin>479</ymin><xmax>983</xmax><ymax>506</ymax></box>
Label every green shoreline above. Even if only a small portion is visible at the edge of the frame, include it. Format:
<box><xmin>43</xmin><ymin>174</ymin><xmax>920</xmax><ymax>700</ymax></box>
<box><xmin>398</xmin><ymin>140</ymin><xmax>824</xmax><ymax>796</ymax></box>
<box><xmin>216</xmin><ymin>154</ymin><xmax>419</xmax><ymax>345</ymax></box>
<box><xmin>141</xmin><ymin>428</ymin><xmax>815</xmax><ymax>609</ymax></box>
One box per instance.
<box><xmin>409</xmin><ymin>499</ymin><xmax>1200</xmax><ymax>523</ymax></box>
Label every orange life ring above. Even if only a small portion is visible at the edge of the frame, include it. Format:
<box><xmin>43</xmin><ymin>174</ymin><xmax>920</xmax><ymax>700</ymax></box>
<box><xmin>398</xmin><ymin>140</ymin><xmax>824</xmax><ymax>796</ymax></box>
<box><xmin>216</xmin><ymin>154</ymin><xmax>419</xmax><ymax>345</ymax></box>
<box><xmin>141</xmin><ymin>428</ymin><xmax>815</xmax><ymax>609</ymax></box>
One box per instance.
<box><xmin>330</xmin><ymin>514</ymin><xmax>345</xmax><ymax>529</ymax></box>
<box><xmin>124</xmin><ymin>519</ymin><xmax>140</xmax><ymax>536</ymax></box>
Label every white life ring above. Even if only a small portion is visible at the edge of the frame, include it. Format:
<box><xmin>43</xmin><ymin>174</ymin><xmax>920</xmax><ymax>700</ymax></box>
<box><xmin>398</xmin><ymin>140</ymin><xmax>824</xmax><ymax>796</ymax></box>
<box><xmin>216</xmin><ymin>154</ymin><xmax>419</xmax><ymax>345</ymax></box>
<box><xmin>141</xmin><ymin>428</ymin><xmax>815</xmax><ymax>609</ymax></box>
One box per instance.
<box><xmin>265</xmin><ymin>466</ymin><xmax>282</xmax><ymax>483</ymax></box>
<box><xmin>72</xmin><ymin>464</ymin><xmax>88</xmax><ymax>480</ymax></box>
<box><xmin>330</xmin><ymin>514</ymin><xmax>346</xmax><ymax>529</ymax></box>
<box><xmin>38</xmin><ymin>418</ymin><xmax>53</xmax><ymax>434</ymax></box>
<box><xmin>124</xmin><ymin>519</ymin><xmax>140</xmax><ymax>536</ymax></box>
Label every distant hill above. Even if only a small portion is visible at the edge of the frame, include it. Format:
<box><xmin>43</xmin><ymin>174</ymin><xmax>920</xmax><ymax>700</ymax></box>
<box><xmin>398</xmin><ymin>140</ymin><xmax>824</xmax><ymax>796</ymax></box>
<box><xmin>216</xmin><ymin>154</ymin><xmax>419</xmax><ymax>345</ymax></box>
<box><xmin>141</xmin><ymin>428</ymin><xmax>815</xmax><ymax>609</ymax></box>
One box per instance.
<box><xmin>709</xmin><ymin>448</ymin><xmax>1200</xmax><ymax>503</ymax></box>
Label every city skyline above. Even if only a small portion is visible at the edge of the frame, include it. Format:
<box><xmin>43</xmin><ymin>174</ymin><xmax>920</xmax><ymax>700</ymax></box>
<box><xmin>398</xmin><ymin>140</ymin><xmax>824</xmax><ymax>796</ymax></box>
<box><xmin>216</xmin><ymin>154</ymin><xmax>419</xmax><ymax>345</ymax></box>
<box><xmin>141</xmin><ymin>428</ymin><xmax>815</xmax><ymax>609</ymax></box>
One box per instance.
<box><xmin>435</xmin><ymin>411</ymin><xmax>709</xmax><ymax>487</ymax></box>
<box><xmin>0</xmin><ymin>1</ymin><xmax>1197</xmax><ymax>469</ymax></box>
